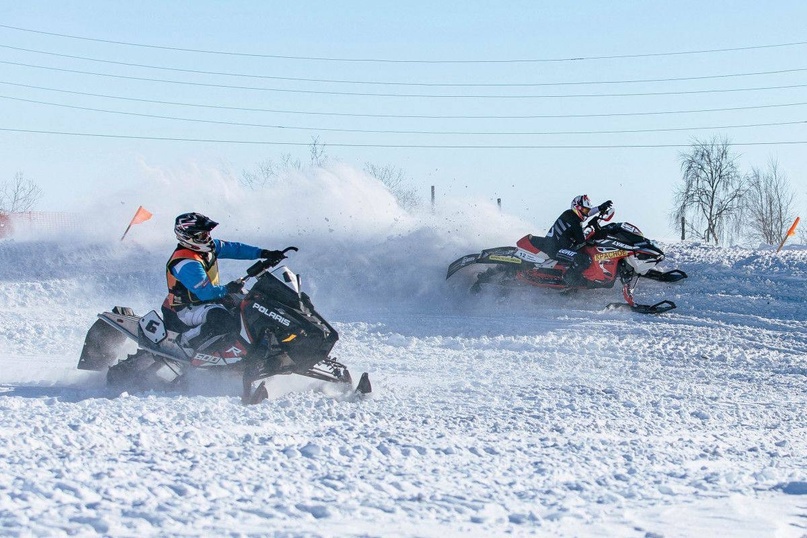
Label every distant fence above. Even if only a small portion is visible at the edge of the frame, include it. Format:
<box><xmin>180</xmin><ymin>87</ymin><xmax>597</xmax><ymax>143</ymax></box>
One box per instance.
<box><xmin>0</xmin><ymin>211</ymin><xmax>83</xmax><ymax>238</ymax></box>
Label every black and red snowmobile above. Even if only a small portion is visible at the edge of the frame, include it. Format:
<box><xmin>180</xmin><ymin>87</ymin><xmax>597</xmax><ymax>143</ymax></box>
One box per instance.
<box><xmin>78</xmin><ymin>248</ymin><xmax>371</xmax><ymax>404</ymax></box>
<box><xmin>446</xmin><ymin>210</ymin><xmax>687</xmax><ymax>314</ymax></box>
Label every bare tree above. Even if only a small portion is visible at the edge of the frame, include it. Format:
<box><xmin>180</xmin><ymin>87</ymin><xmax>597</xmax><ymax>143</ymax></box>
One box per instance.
<box><xmin>364</xmin><ymin>162</ymin><xmax>420</xmax><ymax>211</ymax></box>
<box><xmin>743</xmin><ymin>159</ymin><xmax>795</xmax><ymax>245</ymax></box>
<box><xmin>240</xmin><ymin>159</ymin><xmax>278</xmax><ymax>190</ymax></box>
<box><xmin>0</xmin><ymin>172</ymin><xmax>43</xmax><ymax>214</ymax></box>
<box><xmin>240</xmin><ymin>153</ymin><xmax>304</xmax><ymax>190</ymax></box>
<box><xmin>672</xmin><ymin>136</ymin><xmax>746</xmax><ymax>244</ymax></box>
<box><xmin>308</xmin><ymin>136</ymin><xmax>327</xmax><ymax>167</ymax></box>
<box><xmin>280</xmin><ymin>153</ymin><xmax>303</xmax><ymax>171</ymax></box>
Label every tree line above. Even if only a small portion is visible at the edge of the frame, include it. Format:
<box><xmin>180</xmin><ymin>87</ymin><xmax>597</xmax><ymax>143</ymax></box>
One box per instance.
<box><xmin>672</xmin><ymin>135</ymin><xmax>797</xmax><ymax>246</ymax></box>
<box><xmin>0</xmin><ymin>172</ymin><xmax>42</xmax><ymax>215</ymax></box>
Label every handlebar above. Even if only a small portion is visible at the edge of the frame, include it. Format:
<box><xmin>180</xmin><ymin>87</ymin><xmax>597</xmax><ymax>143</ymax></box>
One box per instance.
<box><xmin>221</xmin><ymin>246</ymin><xmax>299</xmax><ymax>304</ymax></box>
<box><xmin>585</xmin><ymin>210</ymin><xmax>614</xmax><ymax>241</ymax></box>
<box><xmin>245</xmin><ymin>246</ymin><xmax>298</xmax><ymax>278</ymax></box>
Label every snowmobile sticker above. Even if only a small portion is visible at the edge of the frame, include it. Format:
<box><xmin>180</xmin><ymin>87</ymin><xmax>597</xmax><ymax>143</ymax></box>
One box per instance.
<box><xmin>604</xmin><ymin>241</ymin><xmax>634</xmax><ymax>250</ymax></box>
<box><xmin>620</xmin><ymin>222</ymin><xmax>642</xmax><ymax>235</ymax></box>
<box><xmin>192</xmin><ymin>352</ymin><xmax>223</xmax><ymax>365</ymax></box>
<box><xmin>138</xmin><ymin>310</ymin><xmax>167</xmax><ymax>344</ymax></box>
<box><xmin>594</xmin><ymin>250</ymin><xmax>629</xmax><ymax>261</ymax></box>
<box><xmin>488</xmin><ymin>255</ymin><xmax>521</xmax><ymax>264</ymax></box>
<box><xmin>515</xmin><ymin>249</ymin><xmax>547</xmax><ymax>264</ymax></box>
<box><xmin>252</xmin><ymin>302</ymin><xmax>291</xmax><ymax>326</ymax></box>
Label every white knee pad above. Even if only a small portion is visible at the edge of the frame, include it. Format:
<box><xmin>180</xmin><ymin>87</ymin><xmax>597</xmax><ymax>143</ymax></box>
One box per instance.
<box><xmin>176</xmin><ymin>303</ymin><xmax>227</xmax><ymax>328</ymax></box>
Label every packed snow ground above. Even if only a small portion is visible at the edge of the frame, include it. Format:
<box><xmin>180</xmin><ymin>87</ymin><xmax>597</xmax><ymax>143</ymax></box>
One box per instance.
<box><xmin>0</xmin><ymin>165</ymin><xmax>805</xmax><ymax>537</ymax></box>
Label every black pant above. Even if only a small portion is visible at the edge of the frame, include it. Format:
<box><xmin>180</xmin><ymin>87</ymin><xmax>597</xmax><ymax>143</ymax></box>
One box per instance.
<box><xmin>555</xmin><ymin>249</ymin><xmax>591</xmax><ymax>285</ymax></box>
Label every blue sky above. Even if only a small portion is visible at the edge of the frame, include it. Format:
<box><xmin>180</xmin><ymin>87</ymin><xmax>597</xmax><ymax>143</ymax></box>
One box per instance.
<box><xmin>1</xmin><ymin>1</ymin><xmax>806</xmax><ymax>238</ymax></box>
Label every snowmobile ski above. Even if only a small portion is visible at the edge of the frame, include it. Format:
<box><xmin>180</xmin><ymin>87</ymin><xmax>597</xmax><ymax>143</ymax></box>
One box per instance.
<box><xmin>606</xmin><ymin>300</ymin><xmax>677</xmax><ymax>314</ymax></box>
<box><xmin>355</xmin><ymin>372</ymin><xmax>372</xmax><ymax>394</ymax></box>
<box><xmin>641</xmin><ymin>269</ymin><xmax>688</xmax><ymax>283</ymax></box>
<box><xmin>243</xmin><ymin>381</ymin><xmax>269</xmax><ymax>405</ymax></box>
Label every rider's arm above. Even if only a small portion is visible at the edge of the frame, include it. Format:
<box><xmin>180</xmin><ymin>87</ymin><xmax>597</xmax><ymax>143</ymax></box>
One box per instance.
<box><xmin>214</xmin><ymin>239</ymin><xmax>263</xmax><ymax>260</ymax></box>
<box><xmin>570</xmin><ymin>221</ymin><xmax>587</xmax><ymax>248</ymax></box>
<box><xmin>171</xmin><ymin>259</ymin><xmax>228</xmax><ymax>302</ymax></box>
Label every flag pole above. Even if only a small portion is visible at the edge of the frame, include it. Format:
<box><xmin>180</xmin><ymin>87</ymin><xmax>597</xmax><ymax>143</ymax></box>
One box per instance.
<box><xmin>120</xmin><ymin>222</ymin><xmax>134</xmax><ymax>241</ymax></box>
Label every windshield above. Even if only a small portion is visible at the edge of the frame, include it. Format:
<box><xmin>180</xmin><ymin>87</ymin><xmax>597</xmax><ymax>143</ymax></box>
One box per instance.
<box><xmin>599</xmin><ymin>222</ymin><xmax>646</xmax><ymax>245</ymax></box>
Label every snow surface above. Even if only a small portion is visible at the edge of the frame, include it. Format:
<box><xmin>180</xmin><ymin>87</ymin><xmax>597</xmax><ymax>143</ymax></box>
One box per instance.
<box><xmin>1</xmin><ymin>164</ymin><xmax>805</xmax><ymax>537</ymax></box>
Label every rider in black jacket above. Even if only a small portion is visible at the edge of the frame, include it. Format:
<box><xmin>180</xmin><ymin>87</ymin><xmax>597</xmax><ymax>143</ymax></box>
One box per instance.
<box><xmin>544</xmin><ymin>195</ymin><xmax>613</xmax><ymax>286</ymax></box>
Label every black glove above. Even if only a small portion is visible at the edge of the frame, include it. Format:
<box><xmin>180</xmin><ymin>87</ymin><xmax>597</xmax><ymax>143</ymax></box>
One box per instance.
<box><xmin>260</xmin><ymin>249</ymin><xmax>286</xmax><ymax>266</ymax></box>
<box><xmin>598</xmin><ymin>200</ymin><xmax>613</xmax><ymax>213</ymax></box>
<box><xmin>225</xmin><ymin>280</ymin><xmax>244</xmax><ymax>294</ymax></box>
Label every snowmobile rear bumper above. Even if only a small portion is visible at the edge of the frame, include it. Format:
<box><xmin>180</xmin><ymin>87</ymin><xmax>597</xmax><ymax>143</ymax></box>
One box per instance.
<box><xmin>78</xmin><ymin>317</ymin><xmax>128</xmax><ymax>371</ymax></box>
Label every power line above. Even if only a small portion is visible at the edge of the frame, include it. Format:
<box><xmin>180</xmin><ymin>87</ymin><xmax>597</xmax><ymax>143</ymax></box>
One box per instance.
<box><xmin>4</xmin><ymin>94</ymin><xmax>805</xmax><ymax>136</ymax></box>
<box><xmin>3</xmin><ymin>43</ymin><xmax>807</xmax><ymax>88</ymax></box>
<box><xmin>3</xmin><ymin>80</ymin><xmax>807</xmax><ymax>120</ymax></box>
<box><xmin>1</xmin><ymin>126</ymin><xmax>806</xmax><ymax>148</ymax></box>
<box><xmin>4</xmin><ymin>59</ymin><xmax>807</xmax><ymax>98</ymax></box>
<box><xmin>1</xmin><ymin>23</ymin><xmax>806</xmax><ymax>64</ymax></box>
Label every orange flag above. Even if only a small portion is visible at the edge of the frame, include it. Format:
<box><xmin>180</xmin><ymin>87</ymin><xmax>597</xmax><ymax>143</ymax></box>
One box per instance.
<box><xmin>131</xmin><ymin>206</ymin><xmax>153</xmax><ymax>224</ymax></box>
<box><xmin>120</xmin><ymin>206</ymin><xmax>153</xmax><ymax>241</ymax></box>
<box><xmin>776</xmin><ymin>216</ymin><xmax>800</xmax><ymax>253</ymax></box>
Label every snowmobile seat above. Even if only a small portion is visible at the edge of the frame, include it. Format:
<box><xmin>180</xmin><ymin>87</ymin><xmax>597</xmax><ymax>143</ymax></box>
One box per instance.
<box><xmin>161</xmin><ymin>305</ymin><xmax>190</xmax><ymax>333</ymax></box>
<box><xmin>526</xmin><ymin>234</ymin><xmax>552</xmax><ymax>254</ymax></box>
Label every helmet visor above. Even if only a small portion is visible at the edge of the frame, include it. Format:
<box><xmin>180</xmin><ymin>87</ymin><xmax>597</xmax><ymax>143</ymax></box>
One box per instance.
<box><xmin>188</xmin><ymin>230</ymin><xmax>211</xmax><ymax>243</ymax></box>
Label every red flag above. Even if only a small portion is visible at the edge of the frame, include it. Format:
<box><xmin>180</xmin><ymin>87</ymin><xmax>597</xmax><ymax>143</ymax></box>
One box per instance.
<box><xmin>121</xmin><ymin>206</ymin><xmax>153</xmax><ymax>241</ymax></box>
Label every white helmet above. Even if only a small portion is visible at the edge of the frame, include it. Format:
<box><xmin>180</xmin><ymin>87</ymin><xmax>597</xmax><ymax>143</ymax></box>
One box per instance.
<box><xmin>174</xmin><ymin>212</ymin><xmax>217</xmax><ymax>252</ymax></box>
<box><xmin>571</xmin><ymin>195</ymin><xmax>593</xmax><ymax>220</ymax></box>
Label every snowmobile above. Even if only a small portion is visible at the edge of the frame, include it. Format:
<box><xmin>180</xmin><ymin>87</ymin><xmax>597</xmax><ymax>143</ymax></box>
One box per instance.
<box><xmin>78</xmin><ymin>248</ymin><xmax>371</xmax><ymax>404</ymax></box>
<box><xmin>446</xmin><ymin>209</ymin><xmax>687</xmax><ymax>314</ymax></box>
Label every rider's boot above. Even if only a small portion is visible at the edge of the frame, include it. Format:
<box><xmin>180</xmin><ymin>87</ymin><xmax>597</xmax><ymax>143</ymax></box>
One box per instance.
<box><xmin>562</xmin><ymin>266</ymin><xmax>586</xmax><ymax>287</ymax></box>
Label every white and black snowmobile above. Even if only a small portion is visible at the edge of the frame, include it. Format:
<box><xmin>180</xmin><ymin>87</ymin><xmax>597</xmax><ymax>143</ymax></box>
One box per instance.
<box><xmin>78</xmin><ymin>248</ymin><xmax>371</xmax><ymax>404</ymax></box>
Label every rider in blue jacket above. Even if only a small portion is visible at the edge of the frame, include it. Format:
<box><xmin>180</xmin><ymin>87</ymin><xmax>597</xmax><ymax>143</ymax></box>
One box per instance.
<box><xmin>162</xmin><ymin>212</ymin><xmax>284</xmax><ymax>348</ymax></box>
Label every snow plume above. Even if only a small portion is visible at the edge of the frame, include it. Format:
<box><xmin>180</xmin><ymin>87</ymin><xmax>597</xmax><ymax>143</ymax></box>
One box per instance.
<box><xmin>11</xmin><ymin>160</ymin><xmax>534</xmax><ymax>312</ymax></box>
<box><xmin>71</xmin><ymin>160</ymin><xmax>420</xmax><ymax>246</ymax></box>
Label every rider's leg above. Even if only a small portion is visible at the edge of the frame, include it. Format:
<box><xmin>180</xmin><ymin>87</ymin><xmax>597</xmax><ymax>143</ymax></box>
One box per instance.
<box><xmin>559</xmin><ymin>250</ymin><xmax>592</xmax><ymax>286</ymax></box>
<box><xmin>174</xmin><ymin>304</ymin><xmax>238</xmax><ymax>348</ymax></box>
